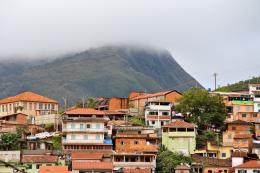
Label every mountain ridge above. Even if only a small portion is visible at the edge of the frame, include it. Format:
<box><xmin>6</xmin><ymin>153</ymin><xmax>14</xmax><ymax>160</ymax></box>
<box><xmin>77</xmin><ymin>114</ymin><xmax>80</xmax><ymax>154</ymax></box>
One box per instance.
<box><xmin>0</xmin><ymin>45</ymin><xmax>202</xmax><ymax>105</ymax></box>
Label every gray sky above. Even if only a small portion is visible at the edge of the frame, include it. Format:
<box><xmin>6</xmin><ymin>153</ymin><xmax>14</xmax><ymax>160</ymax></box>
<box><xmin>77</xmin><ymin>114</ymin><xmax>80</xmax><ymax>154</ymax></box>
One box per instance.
<box><xmin>1</xmin><ymin>0</ymin><xmax>260</xmax><ymax>90</ymax></box>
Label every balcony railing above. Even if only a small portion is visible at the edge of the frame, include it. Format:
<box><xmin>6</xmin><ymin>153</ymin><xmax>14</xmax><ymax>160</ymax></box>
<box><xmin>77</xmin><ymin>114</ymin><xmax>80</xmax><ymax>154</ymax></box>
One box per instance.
<box><xmin>62</xmin><ymin>128</ymin><xmax>108</xmax><ymax>133</ymax></box>
<box><xmin>113</xmin><ymin>161</ymin><xmax>156</xmax><ymax>168</ymax></box>
<box><xmin>62</xmin><ymin>139</ymin><xmax>104</xmax><ymax>143</ymax></box>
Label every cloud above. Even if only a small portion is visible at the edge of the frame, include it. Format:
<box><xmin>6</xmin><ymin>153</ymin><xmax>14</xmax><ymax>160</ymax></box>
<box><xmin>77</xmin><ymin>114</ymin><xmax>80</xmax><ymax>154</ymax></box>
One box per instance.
<box><xmin>0</xmin><ymin>0</ymin><xmax>260</xmax><ymax>89</ymax></box>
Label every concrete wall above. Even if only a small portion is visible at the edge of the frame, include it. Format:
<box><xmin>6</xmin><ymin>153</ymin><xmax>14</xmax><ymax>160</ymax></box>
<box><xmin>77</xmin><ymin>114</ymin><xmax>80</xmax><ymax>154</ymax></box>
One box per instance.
<box><xmin>0</xmin><ymin>150</ymin><xmax>20</xmax><ymax>162</ymax></box>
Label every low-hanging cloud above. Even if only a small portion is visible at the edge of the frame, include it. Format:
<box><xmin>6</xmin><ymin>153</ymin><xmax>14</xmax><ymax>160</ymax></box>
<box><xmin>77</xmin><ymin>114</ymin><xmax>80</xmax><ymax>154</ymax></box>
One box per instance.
<box><xmin>0</xmin><ymin>0</ymin><xmax>260</xmax><ymax>89</ymax></box>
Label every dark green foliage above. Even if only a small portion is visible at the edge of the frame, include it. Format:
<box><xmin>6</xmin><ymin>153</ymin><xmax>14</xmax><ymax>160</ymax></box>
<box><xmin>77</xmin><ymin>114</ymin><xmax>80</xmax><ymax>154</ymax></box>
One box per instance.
<box><xmin>196</xmin><ymin>131</ymin><xmax>218</xmax><ymax>149</ymax></box>
<box><xmin>0</xmin><ymin>45</ymin><xmax>202</xmax><ymax>105</ymax></box>
<box><xmin>52</xmin><ymin>136</ymin><xmax>62</xmax><ymax>150</ymax></box>
<box><xmin>0</xmin><ymin>132</ymin><xmax>21</xmax><ymax>150</ymax></box>
<box><xmin>176</xmin><ymin>87</ymin><xmax>227</xmax><ymax>131</ymax></box>
<box><xmin>156</xmin><ymin>148</ymin><xmax>192</xmax><ymax>173</ymax></box>
<box><xmin>76</xmin><ymin>98</ymin><xmax>97</xmax><ymax>108</ymax></box>
<box><xmin>217</xmin><ymin>76</ymin><xmax>260</xmax><ymax>92</ymax></box>
<box><xmin>45</xmin><ymin>123</ymin><xmax>55</xmax><ymax>132</ymax></box>
<box><xmin>130</xmin><ymin>116</ymin><xmax>145</xmax><ymax>126</ymax></box>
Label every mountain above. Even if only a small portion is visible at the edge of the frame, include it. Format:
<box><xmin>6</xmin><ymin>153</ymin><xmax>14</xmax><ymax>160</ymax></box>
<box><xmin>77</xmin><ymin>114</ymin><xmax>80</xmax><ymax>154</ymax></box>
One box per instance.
<box><xmin>216</xmin><ymin>77</ymin><xmax>260</xmax><ymax>92</ymax></box>
<box><xmin>0</xmin><ymin>45</ymin><xmax>202</xmax><ymax>105</ymax></box>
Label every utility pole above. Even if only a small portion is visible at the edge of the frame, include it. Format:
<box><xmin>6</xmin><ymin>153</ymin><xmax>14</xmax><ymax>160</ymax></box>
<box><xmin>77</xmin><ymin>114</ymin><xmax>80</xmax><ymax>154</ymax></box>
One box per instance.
<box><xmin>213</xmin><ymin>73</ymin><xmax>217</xmax><ymax>90</ymax></box>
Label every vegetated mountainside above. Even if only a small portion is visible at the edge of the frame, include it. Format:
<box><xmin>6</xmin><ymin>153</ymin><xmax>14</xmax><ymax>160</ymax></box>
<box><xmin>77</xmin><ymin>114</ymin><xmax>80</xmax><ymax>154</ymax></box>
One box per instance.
<box><xmin>216</xmin><ymin>77</ymin><xmax>260</xmax><ymax>92</ymax></box>
<box><xmin>0</xmin><ymin>45</ymin><xmax>202</xmax><ymax>105</ymax></box>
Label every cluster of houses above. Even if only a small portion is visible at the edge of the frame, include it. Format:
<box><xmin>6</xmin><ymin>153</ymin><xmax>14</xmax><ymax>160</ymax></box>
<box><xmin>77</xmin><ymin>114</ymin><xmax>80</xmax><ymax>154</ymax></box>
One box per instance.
<box><xmin>1</xmin><ymin>85</ymin><xmax>260</xmax><ymax>172</ymax></box>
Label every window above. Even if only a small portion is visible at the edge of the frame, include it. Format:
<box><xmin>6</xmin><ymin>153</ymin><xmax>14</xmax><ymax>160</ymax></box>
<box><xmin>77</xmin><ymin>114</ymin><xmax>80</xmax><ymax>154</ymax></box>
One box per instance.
<box><xmin>151</xmin><ymin>121</ymin><xmax>155</xmax><ymax>125</ymax></box>
<box><xmin>71</xmin><ymin>124</ymin><xmax>75</xmax><ymax>129</ymax></box>
<box><xmin>96</xmin><ymin>134</ymin><xmax>101</xmax><ymax>140</ymax></box>
<box><xmin>84</xmin><ymin>135</ymin><xmax>88</xmax><ymax>140</ymax></box>
<box><xmin>134</xmin><ymin>141</ymin><xmax>139</xmax><ymax>145</ymax></box>
<box><xmin>96</xmin><ymin>124</ymin><xmax>101</xmax><ymax>129</ymax></box>
<box><xmin>238</xmin><ymin>170</ymin><xmax>247</xmax><ymax>173</ymax></box>
<box><xmin>86</xmin><ymin>124</ymin><xmax>91</xmax><ymax>128</ymax></box>
<box><xmin>51</xmin><ymin>104</ymin><xmax>55</xmax><ymax>110</ymax></box>
<box><xmin>71</xmin><ymin>135</ymin><xmax>76</xmax><ymax>140</ymax></box>
<box><xmin>27</xmin><ymin>164</ymin><xmax>32</xmax><ymax>169</ymax></box>
<box><xmin>29</xmin><ymin>103</ymin><xmax>32</xmax><ymax>110</ymax></box>
<box><xmin>36</xmin><ymin>164</ymin><xmax>42</xmax><ymax>169</ymax></box>
<box><xmin>253</xmin><ymin>170</ymin><xmax>260</xmax><ymax>173</ymax></box>
<box><xmin>221</xmin><ymin>153</ymin><xmax>226</xmax><ymax>158</ymax></box>
<box><xmin>232</xmin><ymin>126</ymin><xmax>236</xmax><ymax>131</ymax></box>
<box><xmin>80</xmin><ymin>124</ymin><xmax>84</xmax><ymax>129</ymax></box>
<box><xmin>161</xmin><ymin>121</ymin><xmax>164</xmax><ymax>126</ymax></box>
<box><xmin>162</xmin><ymin>112</ymin><xmax>169</xmax><ymax>115</ymax></box>
<box><xmin>242</xmin><ymin>114</ymin><xmax>247</xmax><ymax>118</ymax></box>
<box><xmin>254</xmin><ymin>113</ymin><xmax>258</xmax><ymax>117</ymax></box>
<box><xmin>44</xmin><ymin>104</ymin><xmax>47</xmax><ymax>109</ymax></box>
<box><xmin>39</xmin><ymin>103</ymin><xmax>43</xmax><ymax>109</ymax></box>
<box><xmin>187</xmin><ymin>128</ymin><xmax>194</xmax><ymax>132</ymax></box>
<box><xmin>169</xmin><ymin>128</ymin><xmax>176</xmax><ymax>132</ymax></box>
<box><xmin>121</xmin><ymin>140</ymin><xmax>125</xmax><ymax>145</ymax></box>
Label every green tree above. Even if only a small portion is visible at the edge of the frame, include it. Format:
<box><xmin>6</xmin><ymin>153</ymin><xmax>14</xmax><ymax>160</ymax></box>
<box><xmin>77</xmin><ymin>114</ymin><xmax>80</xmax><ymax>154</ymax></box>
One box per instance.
<box><xmin>130</xmin><ymin>116</ymin><xmax>145</xmax><ymax>126</ymax></box>
<box><xmin>156</xmin><ymin>148</ymin><xmax>192</xmax><ymax>173</ymax></box>
<box><xmin>52</xmin><ymin>136</ymin><xmax>62</xmax><ymax>150</ymax></box>
<box><xmin>0</xmin><ymin>132</ymin><xmax>21</xmax><ymax>150</ymax></box>
<box><xmin>175</xmin><ymin>87</ymin><xmax>227</xmax><ymax>131</ymax></box>
<box><xmin>76</xmin><ymin>97</ymin><xmax>97</xmax><ymax>108</ymax></box>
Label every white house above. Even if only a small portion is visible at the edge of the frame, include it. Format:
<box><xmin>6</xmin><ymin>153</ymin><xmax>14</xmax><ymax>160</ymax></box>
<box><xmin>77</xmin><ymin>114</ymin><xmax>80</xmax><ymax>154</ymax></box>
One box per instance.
<box><xmin>144</xmin><ymin>101</ymin><xmax>172</xmax><ymax>128</ymax></box>
<box><xmin>234</xmin><ymin>160</ymin><xmax>260</xmax><ymax>173</ymax></box>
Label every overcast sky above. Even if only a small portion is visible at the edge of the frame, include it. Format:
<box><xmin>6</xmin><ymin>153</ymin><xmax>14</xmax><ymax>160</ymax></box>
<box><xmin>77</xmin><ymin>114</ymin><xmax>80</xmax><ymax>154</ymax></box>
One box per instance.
<box><xmin>1</xmin><ymin>0</ymin><xmax>260</xmax><ymax>90</ymax></box>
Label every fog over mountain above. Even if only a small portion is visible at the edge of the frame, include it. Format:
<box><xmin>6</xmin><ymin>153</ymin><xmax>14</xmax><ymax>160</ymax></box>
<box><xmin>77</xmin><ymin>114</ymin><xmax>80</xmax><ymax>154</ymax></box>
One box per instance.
<box><xmin>0</xmin><ymin>45</ymin><xmax>202</xmax><ymax>105</ymax></box>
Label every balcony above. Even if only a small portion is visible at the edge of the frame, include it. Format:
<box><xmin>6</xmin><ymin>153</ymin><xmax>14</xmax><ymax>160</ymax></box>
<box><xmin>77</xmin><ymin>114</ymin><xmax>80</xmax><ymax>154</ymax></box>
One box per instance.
<box><xmin>146</xmin><ymin>105</ymin><xmax>171</xmax><ymax>111</ymax></box>
<box><xmin>113</xmin><ymin>161</ymin><xmax>156</xmax><ymax>168</ymax></box>
<box><xmin>62</xmin><ymin>139</ymin><xmax>104</xmax><ymax>143</ymax></box>
<box><xmin>62</xmin><ymin>128</ymin><xmax>108</xmax><ymax>133</ymax></box>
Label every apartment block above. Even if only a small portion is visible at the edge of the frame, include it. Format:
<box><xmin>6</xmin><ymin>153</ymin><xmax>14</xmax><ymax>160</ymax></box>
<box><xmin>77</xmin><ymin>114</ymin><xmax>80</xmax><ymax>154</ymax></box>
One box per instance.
<box><xmin>62</xmin><ymin>108</ymin><xmax>112</xmax><ymax>151</ymax></box>
<box><xmin>144</xmin><ymin>101</ymin><xmax>172</xmax><ymax>128</ymax></box>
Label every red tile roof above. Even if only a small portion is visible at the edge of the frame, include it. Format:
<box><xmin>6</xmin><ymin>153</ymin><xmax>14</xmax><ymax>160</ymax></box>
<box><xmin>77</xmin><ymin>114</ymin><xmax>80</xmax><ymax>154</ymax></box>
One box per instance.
<box><xmin>39</xmin><ymin>166</ymin><xmax>70</xmax><ymax>173</ymax></box>
<box><xmin>147</xmin><ymin>115</ymin><xmax>171</xmax><ymax>120</ymax></box>
<box><xmin>234</xmin><ymin>134</ymin><xmax>252</xmax><ymax>139</ymax></box>
<box><xmin>0</xmin><ymin>91</ymin><xmax>58</xmax><ymax>104</ymax></box>
<box><xmin>163</xmin><ymin>120</ymin><xmax>196</xmax><ymax>128</ymax></box>
<box><xmin>71</xmin><ymin>152</ymin><xmax>103</xmax><ymax>160</ymax></box>
<box><xmin>235</xmin><ymin>160</ymin><xmax>260</xmax><ymax>168</ymax></box>
<box><xmin>72</xmin><ymin>161</ymin><xmax>113</xmax><ymax>170</ymax></box>
<box><xmin>130</xmin><ymin>90</ymin><xmax>181</xmax><ymax>100</ymax></box>
<box><xmin>22</xmin><ymin>155</ymin><xmax>58</xmax><ymax>163</ymax></box>
<box><xmin>124</xmin><ymin>168</ymin><xmax>151</xmax><ymax>173</ymax></box>
<box><xmin>65</xmin><ymin>108</ymin><xmax>105</xmax><ymax>115</ymax></box>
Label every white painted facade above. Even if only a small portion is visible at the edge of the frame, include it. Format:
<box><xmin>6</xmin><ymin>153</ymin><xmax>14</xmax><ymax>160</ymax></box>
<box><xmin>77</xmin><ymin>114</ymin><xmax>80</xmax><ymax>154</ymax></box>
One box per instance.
<box><xmin>235</xmin><ymin>168</ymin><xmax>260</xmax><ymax>173</ymax></box>
<box><xmin>62</xmin><ymin>122</ymin><xmax>106</xmax><ymax>144</ymax></box>
<box><xmin>249</xmin><ymin>84</ymin><xmax>260</xmax><ymax>112</ymax></box>
<box><xmin>145</xmin><ymin>102</ymin><xmax>172</xmax><ymax>128</ymax></box>
<box><xmin>232</xmin><ymin>157</ymin><xmax>244</xmax><ymax>167</ymax></box>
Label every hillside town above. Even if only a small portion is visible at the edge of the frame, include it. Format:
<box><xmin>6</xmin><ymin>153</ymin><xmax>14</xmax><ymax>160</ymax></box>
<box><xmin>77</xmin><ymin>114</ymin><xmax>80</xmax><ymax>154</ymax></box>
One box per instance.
<box><xmin>1</xmin><ymin>84</ymin><xmax>260</xmax><ymax>173</ymax></box>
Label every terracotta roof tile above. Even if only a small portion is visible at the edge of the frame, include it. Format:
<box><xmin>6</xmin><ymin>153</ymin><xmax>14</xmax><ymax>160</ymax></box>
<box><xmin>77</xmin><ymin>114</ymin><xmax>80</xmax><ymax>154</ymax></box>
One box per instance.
<box><xmin>65</xmin><ymin>108</ymin><xmax>105</xmax><ymax>115</ymax></box>
<box><xmin>72</xmin><ymin>161</ymin><xmax>113</xmax><ymax>170</ymax></box>
<box><xmin>163</xmin><ymin>120</ymin><xmax>196</xmax><ymax>128</ymax></box>
<box><xmin>39</xmin><ymin>166</ymin><xmax>70</xmax><ymax>173</ymax></box>
<box><xmin>192</xmin><ymin>154</ymin><xmax>231</xmax><ymax>167</ymax></box>
<box><xmin>235</xmin><ymin>160</ymin><xmax>260</xmax><ymax>168</ymax></box>
<box><xmin>228</xmin><ymin>120</ymin><xmax>248</xmax><ymax>125</ymax></box>
<box><xmin>0</xmin><ymin>91</ymin><xmax>58</xmax><ymax>104</ymax></box>
<box><xmin>22</xmin><ymin>155</ymin><xmax>58</xmax><ymax>163</ymax></box>
<box><xmin>234</xmin><ymin>134</ymin><xmax>252</xmax><ymax>139</ymax></box>
<box><xmin>147</xmin><ymin>115</ymin><xmax>171</xmax><ymax>120</ymax></box>
<box><xmin>124</xmin><ymin>168</ymin><xmax>151</xmax><ymax>173</ymax></box>
<box><xmin>130</xmin><ymin>90</ymin><xmax>181</xmax><ymax>100</ymax></box>
<box><xmin>71</xmin><ymin>152</ymin><xmax>103</xmax><ymax>160</ymax></box>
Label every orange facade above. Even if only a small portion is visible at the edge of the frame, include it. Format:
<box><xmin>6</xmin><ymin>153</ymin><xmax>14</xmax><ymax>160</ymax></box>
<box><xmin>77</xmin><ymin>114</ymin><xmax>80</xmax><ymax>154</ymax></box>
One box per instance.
<box><xmin>115</xmin><ymin>137</ymin><xmax>157</xmax><ymax>153</ymax></box>
<box><xmin>108</xmin><ymin>98</ymin><xmax>128</xmax><ymax>111</ymax></box>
